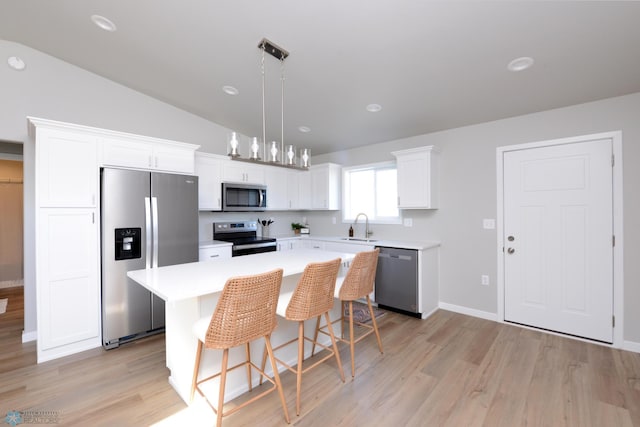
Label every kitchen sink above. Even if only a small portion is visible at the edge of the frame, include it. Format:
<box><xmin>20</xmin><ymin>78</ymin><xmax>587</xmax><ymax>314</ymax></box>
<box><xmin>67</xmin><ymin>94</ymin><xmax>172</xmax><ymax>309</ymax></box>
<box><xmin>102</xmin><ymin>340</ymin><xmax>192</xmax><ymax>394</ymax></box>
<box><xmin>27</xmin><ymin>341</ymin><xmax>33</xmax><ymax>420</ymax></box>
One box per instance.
<box><xmin>340</xmin><ymin>237</ymin><xmax>378</xmax><ymax>242</ymax></box>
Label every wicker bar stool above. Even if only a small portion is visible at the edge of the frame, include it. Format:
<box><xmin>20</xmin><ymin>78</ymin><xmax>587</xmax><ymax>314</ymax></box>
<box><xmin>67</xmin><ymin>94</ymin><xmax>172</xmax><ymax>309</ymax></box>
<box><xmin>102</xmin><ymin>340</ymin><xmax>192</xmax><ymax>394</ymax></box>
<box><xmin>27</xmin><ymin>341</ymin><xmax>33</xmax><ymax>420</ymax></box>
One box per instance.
<box><xmin>313</xmin><ymin>248</ymin><xmax>383</xmax><ymax>378</ymax></box>
<box><xmin>190</xmin><ymin>269</ymin><xmax>290</xmax><ymax>426</ymax></box>
<box><xmin>261</xmin><ymin>258</ymin><xmax>345</xmax><ymax>416</ymax></box>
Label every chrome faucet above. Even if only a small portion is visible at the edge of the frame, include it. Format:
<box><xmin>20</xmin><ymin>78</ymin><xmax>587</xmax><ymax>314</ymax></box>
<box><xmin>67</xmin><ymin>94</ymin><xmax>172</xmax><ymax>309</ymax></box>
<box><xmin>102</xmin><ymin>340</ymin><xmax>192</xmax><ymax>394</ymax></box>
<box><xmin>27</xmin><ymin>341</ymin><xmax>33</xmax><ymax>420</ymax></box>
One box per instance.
<box><xmin>353</xmin><ymin>213</ymin><xmax>371</xmax><ymax>239</ymax></box>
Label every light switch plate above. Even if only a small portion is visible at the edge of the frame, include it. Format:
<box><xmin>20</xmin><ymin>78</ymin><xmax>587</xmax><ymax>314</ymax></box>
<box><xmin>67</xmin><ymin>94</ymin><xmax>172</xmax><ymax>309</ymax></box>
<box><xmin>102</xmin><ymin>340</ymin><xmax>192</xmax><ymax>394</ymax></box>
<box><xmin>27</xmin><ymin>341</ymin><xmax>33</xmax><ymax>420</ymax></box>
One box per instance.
<box><xmin>404</xmin><ymin>218</ymin><xmax>413</xmax><ymax>227</ymax></box>
<box><xmin>483</xmin><ymin>219</ymin><xmax>496</xmax><ymax>229</ymax></box>
<box><xmin>481</xmin><ymin>275</ymin><xmax>490</xmax><ymax>286</ymax></box>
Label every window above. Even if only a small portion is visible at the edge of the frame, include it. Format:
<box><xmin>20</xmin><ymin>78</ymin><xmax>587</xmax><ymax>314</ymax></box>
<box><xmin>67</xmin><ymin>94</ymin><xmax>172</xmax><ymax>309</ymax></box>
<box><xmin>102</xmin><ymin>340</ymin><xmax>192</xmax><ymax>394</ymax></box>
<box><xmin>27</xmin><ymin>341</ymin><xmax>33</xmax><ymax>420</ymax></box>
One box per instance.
<box><xmin>342</xmin><ymin>162</ymin><xmax>400</xmax><ymax>224</ymax></box>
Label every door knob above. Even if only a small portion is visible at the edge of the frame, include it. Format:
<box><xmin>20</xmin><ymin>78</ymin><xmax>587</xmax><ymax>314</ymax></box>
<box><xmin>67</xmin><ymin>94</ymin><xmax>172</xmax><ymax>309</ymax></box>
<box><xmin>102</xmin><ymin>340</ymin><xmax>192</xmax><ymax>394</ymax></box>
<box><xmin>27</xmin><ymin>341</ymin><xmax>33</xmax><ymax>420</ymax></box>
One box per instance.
<box><xmin>507</xmin><ymin>236</ymin><xmax>515</xmax><ymax>242</ymax></box>
<box><xmin>507</xmin><ymin>247</ymin><xmax>515</xmax><ymax>254</ymax></box>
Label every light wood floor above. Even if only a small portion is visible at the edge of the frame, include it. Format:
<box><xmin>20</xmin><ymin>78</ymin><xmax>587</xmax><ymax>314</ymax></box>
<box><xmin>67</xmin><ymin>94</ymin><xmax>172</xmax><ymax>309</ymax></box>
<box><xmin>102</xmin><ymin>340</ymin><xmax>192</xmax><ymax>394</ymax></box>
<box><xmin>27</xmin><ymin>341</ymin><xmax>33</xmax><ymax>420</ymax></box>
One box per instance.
<box><xmin>1</xmin><ymin>287</ymin><xmax>639</xmax><ymax>426</ymax></box>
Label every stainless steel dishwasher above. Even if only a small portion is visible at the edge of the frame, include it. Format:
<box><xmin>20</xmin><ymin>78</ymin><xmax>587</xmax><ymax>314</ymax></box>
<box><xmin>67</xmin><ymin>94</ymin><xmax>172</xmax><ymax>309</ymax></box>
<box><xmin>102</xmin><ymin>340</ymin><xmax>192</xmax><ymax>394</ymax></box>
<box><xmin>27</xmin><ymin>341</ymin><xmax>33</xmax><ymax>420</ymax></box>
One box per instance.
<box><xmin>375</xmin><ymin>246</ymin><xmax>419</xmax><ymax>317</ymax></box>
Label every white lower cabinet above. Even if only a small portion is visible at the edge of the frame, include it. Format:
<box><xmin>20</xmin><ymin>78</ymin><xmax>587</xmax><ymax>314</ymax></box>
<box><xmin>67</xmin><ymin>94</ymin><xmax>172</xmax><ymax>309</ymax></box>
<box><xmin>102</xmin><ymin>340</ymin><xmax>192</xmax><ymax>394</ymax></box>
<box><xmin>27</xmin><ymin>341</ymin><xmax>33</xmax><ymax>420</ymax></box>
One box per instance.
<box><xmin>276</xmin><ymin>238</ymin><xmax>303</xmax><ymax>251</ymax></box>
<box><xmin>36</xmin><ymin>208</ymin><xmax>101</xmax><ymax>361</ymax></box>
<box><xmin>198</xmin><ymin>245</ymin><xmax>232</xmax><ymax>261</ymax></box>
<box><xmin>301</xmin><ymin>239</ymin><xmax>325</xmax><ymax>250</ymax></box>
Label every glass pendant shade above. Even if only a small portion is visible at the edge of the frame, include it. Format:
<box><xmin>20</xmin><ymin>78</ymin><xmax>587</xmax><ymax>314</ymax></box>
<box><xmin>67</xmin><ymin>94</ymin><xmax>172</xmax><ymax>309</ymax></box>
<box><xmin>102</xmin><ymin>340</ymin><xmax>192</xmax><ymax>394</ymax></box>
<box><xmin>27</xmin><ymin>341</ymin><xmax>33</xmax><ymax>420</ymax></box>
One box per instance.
<box><xmin>286</xmin><ymin>145</ymin><xmax>296</xmax><ymax>165</ymax></box>
<box><xmin>301</xmin><ymin>148</ymin><xmax>311</xmax><ymax>168</ymax></box>
<box><xmin>270</xmin><ymin>141</ymin><xmax>280</xmax><ymax>162</ymax></box>
<box><xmin>228</xmin><ymin>132</ymin><xmax>240</xmax><ymax>157</ymax></box>
<box><xmin>250</xmin><ymin>137</ymin><xmax>261</xmax><ymax>160</ymax></box>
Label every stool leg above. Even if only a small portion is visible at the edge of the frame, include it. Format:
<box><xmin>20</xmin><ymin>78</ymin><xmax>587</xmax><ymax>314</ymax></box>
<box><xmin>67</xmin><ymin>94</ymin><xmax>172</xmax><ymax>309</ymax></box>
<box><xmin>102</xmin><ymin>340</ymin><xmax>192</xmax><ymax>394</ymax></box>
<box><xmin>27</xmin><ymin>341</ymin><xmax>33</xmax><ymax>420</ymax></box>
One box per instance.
<box><xmin>311</xmin><ymin>316</ymin><xmax>321</xmax><ymax>357</ymax></box>
<box><xmin>190</xmin><ymin>340</ymin><xmax>203</xmax><ymax>403</ymax></box>
<box><xmin>348</xmin><ymin>301</ymin><xmax>356</xmax><ymax>378</ymax></box>
<box><xmin>217</xmin><ymin>348</ymin><xmax>229</xmax><ymax>427</ymax></box>
<box><xmin>259</xmin><ymin>342</ymin><xmax>268</xmax><ymax>386</ymax></box>
<box><xmin>367</xmin><ymin>295</ymin><xmax>383</xmax><ymax>354</ymax></box>
<box><xmin>296</xmin><ymin>321</ymin><xmax>304</xmax><ymax>416</ymax></box>
<box><xmin>265</xmin><ymin>334</ymin><xmax>291</xmax><ymax>424</ymax></box>
<box><xmin>245</xmin><ymin>342</ymin><xmax>253</xmax><ymax>392</ymax></box>
<box><xmin>324</xmin><ymin>311</ymin><xmax>345</xmax><ymax>382</ymax></box>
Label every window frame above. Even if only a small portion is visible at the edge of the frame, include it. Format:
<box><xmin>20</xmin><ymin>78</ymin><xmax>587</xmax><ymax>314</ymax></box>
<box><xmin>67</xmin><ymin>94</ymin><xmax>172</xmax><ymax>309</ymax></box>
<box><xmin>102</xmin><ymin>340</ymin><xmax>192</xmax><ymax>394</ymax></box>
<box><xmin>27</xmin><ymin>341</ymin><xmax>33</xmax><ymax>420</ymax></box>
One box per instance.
<box><xmin>341</xmin><ymin>161</ymin><xmax>402</xmax><ymax>225</ymax></box>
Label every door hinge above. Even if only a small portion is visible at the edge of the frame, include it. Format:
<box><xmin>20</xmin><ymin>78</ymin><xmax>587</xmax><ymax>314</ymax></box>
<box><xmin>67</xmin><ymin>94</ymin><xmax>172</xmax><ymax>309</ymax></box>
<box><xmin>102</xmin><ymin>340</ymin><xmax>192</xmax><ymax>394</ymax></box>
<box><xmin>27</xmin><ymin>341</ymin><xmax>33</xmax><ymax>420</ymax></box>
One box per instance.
<box><xmin>613</xmin><ymin>235</ymin><xmax>615</xmax><ymax>247</ymax></box>
<box><xmin>612</xmin><ymin>315</ymin><xmax>615</xmax><ymax>327</ymax></box>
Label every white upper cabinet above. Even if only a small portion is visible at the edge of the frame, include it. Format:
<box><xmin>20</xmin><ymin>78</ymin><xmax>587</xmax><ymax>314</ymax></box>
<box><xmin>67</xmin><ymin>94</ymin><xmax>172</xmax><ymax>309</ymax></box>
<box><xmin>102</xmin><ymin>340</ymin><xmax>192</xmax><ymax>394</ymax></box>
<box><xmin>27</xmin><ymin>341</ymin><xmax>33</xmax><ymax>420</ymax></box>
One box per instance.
<box><xmin>392</xmin><ymin>146</ymin><xmax>439</xmax><ymax>209</ymax></box>
<box><xmin>264</xmin><ymin>167</ymin><xmax>288</xmax><ymax>210</ymax></box>
<box><xmin>222</xmin><ymin>160</ymin><xmax>265</xmax><ymax>184</ymax></box>
<box><xmin>35</xmin><ymin>127</ymin><xmax>98</xmax><ymax>208</ymax></box>
<box><xmin>195</xmin><ymin>153</ymin><xmax>225</xmax><ymax>211</ymax></box>
<box><xmin>101</xmin><ymin>136</ymin><xmax>197</xmax><ymax>174</ymax></box>
<box><xmin>286</xmin><ymin>170</ymin><xmax>301</xmax><ymax>210</ymax></box>
<box><xmin>310</xmin><ymin>163</ymin><xmax>341</xmax><ymax>210</ymax></box>
<box><xmin>297</xmin><ymin>171</ymin><xmax>312</xmax><ymax>210</ymax></box>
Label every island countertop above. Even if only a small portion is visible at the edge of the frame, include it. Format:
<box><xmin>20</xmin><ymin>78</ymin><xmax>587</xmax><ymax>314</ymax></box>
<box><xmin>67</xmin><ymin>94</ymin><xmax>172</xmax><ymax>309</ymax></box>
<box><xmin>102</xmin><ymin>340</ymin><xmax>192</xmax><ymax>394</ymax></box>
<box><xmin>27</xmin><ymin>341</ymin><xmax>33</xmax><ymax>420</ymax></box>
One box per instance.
<box><xmin>127</xmin><ymin>249</ymin><xmax>355</xmax><ymax>302</ymax></box>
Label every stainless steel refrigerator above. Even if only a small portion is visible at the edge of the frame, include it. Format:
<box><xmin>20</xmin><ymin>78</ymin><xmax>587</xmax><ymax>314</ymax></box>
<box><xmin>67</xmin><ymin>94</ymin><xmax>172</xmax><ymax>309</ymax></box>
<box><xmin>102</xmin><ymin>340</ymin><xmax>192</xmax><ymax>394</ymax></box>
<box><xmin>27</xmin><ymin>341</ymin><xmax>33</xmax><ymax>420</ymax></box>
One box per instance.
<box><xmin>100</xmin><ymin>168</ymin><xmax>198</xmax><ymax>349</ymax></box>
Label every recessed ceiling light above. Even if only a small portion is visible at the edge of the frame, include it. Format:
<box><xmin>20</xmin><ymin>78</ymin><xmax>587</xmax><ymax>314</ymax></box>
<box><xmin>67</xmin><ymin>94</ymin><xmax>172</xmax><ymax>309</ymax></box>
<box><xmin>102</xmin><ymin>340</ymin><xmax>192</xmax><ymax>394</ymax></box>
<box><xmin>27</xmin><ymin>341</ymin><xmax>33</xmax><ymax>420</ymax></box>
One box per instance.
<box><xmin>298</xmin><ymin>126</ymin><xmax>311</xmax><ymax>133</ymax></box>
<box><xmin>7</xmin><ymin>56</ymin><xmax>26</xmax><ymax>71</ymax></box>
<box><xmin>222</xmin><ymin>85</ymin><xmax>239</xmax><ymax>96</ymax></box>
<box><xmin>91</xmin><ymin>14</ymin><xmax>117</xmax><ymax>32</ymax></box>
<box><xmin>507</xmin><ymin>56</ymin><xmax>534</xmax><ymax>72</ymax></box>
<box><xmin>366</xmin><ymin>103</ymin><xmax>382</xmax><ymax>113</ymax></box>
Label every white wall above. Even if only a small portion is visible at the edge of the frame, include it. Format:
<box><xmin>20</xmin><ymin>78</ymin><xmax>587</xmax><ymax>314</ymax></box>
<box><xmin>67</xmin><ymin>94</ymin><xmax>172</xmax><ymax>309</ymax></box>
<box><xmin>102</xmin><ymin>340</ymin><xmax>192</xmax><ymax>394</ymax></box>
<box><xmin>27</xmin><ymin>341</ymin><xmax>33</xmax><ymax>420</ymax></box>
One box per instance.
<box><xmin>311</xmin><ymin>92</ymin><xmax>640</xmax><ymax>344</ymax></box>
<box><xmin>0</xmin><ymin>40</ymin><xmax>231</xmax><ymax>336</ymax></box>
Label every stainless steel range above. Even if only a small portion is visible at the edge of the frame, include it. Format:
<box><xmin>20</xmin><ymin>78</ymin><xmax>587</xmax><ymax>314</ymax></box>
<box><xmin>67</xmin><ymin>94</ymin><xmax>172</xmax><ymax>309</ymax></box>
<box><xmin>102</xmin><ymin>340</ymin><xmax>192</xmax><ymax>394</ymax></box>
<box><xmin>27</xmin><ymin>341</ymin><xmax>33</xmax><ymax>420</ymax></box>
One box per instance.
<box><xmin>213</xmin><ymin>221</ymin><xmax>277</xmax><ymax>256</ymax></box>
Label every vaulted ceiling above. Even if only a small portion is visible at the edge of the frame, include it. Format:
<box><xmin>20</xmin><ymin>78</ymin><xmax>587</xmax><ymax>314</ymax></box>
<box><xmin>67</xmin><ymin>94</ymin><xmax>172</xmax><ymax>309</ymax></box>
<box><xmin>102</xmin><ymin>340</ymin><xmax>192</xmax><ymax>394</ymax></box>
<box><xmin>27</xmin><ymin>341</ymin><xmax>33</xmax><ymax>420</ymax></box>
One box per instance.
<box><xmin>2</xmin><ymin>1</ymin><xmax>640</xmax><ymax>154</ymax></box>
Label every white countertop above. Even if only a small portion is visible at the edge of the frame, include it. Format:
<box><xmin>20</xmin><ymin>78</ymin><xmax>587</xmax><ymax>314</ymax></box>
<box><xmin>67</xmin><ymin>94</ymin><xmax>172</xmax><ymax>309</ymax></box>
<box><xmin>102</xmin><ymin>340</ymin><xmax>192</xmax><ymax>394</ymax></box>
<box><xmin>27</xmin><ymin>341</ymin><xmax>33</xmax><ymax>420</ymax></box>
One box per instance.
<box><xmin>198</xmin><ymin>240</ymin><xmax>233</xmax><ymax>248</ymax></box>
<box><xmin>127</xmin><ymin>249</ymin><xmax>355</xmax><ymax>302</ymax></box>
<box><xmin>276</xmin><ymin>235</ymin><xmax>440</xmax><ymax>251</ymax></box>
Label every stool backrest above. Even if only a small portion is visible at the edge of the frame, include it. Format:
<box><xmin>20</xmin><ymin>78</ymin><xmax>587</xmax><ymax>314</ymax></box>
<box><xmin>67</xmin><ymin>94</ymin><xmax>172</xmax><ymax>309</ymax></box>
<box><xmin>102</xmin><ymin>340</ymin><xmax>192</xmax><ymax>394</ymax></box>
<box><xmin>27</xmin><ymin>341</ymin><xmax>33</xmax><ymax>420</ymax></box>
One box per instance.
<box><xmin>206</xmin><ymin>268</ymin><xmax>284</xmax><ymax>349</ymax></box>
<box><xmin>286</xmin><ymin>258</ymin><xmax>341</xmax><ymax>321</ymax></box>
<box><xmin>338</xmin><ymin>249</ymin><xmax>380</xmax><ymax>301</ymax></box>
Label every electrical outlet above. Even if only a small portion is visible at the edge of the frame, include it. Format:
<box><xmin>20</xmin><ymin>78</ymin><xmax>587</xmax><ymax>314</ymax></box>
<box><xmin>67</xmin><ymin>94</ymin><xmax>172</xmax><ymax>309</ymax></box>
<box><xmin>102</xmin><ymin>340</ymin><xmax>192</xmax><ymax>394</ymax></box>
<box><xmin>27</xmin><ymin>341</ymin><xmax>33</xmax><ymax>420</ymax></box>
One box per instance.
<box><xmin>483</xmin><ymin>219</ymin><xmax>496</xmax><ymax>229</ymax></box>
<box><xmin>332</xmin><ymin>217</ymin><xmax>336</xmax><ymax>224</ymax></box>
<box><xmin>403</xmin><ymin>218</ymin><xmax>413</xmax><ymax>227</ymax></box>
<box><xmin>481</xmin><ymin>275</ymin><xmax>490</xmax><ymax>286</ymax></box>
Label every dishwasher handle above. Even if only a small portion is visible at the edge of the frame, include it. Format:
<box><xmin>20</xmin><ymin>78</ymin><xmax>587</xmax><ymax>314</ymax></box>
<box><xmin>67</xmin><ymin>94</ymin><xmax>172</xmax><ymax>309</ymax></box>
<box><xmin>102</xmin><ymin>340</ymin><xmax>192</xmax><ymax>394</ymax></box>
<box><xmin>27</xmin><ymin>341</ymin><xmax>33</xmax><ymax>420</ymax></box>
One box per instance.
<box><xmin>379</xmin><ymin>252</ymin><xmax>412</xmax><ymax>261</ymax></box>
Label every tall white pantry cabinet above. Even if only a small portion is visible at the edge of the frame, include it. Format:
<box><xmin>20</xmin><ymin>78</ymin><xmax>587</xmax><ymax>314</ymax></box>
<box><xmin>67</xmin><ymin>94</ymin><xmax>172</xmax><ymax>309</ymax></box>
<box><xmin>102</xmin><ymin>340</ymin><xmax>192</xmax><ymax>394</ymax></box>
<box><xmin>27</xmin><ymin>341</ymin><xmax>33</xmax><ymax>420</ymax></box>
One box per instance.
<box><xmin>29</xmin><ymin>117</ymin><xmax>198</xmax><ymax>363</ymax></box>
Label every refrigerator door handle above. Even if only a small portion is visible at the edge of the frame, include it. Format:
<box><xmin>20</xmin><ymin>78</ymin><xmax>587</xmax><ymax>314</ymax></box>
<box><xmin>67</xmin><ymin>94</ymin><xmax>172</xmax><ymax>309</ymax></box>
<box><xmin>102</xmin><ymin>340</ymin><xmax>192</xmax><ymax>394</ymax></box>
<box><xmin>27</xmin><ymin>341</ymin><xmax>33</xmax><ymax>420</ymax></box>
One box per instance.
<box><xmin>151</xmin><ymin>196</ymin><xmax>159</xmax><ymax>268</ymax></box>
<box><xmin>144</xmin><ymin>197</ymin><xmax>152</xmax><ymax>269</ymax></box>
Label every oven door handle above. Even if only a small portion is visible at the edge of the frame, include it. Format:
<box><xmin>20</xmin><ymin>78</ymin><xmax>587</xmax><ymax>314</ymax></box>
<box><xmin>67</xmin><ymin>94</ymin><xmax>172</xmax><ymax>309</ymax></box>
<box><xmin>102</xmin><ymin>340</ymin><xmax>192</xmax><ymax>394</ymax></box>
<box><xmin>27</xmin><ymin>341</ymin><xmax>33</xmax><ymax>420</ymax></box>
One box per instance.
<box><xmin>234</xmin><ymin>242</ymin><xmax>277</xmax><ymax>250</ymax></box>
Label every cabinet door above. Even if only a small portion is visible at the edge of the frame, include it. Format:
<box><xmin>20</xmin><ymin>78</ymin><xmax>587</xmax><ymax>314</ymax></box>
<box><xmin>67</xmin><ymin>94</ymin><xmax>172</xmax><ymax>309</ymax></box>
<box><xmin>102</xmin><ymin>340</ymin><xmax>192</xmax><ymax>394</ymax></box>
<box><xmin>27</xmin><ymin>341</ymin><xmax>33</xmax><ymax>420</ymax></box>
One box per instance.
<box><xmin>101</xmin><ymin>136</ymin><xmax>154</xmax><ymax>170</ymax></box>
<box><xmin>302</xmin><ymin>239</ymin><xmax>324</xmax><ymax>250</ymax></box>
<box><xmin>154</xmin><ymin>143</ymin><xmax>195</xmax><ymax>174</ymax></box>
<box><xmin>37</xmin><ymin>208</ymin><xmax>100</xmax><ymax>358</ymax></box>
<box><xmin>310</xmin><ymin>164</ymin><xmax>341</xmax><ymax>210</ymax></box>
<box><xmin>37</xmin><ymin>129</ymin><xmax>98</xmax><ymax>207</ymax></box>
<box><xmin>265</xmin><ymin>168</ymin><xmax>288</xmax><ymax>210</ymax></box>
<box><xmin>394</xmin><ymin>146</ymin><xmax>438</xmax><ymax>209</ymax></box>
<box><xmin>298</xmin><ymin>172</ymin><xmax>311</xmax><ymax>210</ymax></box>
<box><xmin>199</xmin><ymin>246</ymin><xmax>232</xmax><ymax>261</ymax></box>
<box><xmin>286</xmin><ymin>170</ymin><xmax>300</xmax><ymax>210</ymax></box>
<box><xmin>311</xmin><ymin>167</ymin><xmax>329</xmax><ymax>209</ymax></box>
<box><xmin>222</xmin><ymin>161</ymin><xmax>265</xmax><ymax>184</ymax></box>
<box><xmin>195</xmin><ymin>154</ymin><xmax>223</xmax><ymax>210</ymax></box>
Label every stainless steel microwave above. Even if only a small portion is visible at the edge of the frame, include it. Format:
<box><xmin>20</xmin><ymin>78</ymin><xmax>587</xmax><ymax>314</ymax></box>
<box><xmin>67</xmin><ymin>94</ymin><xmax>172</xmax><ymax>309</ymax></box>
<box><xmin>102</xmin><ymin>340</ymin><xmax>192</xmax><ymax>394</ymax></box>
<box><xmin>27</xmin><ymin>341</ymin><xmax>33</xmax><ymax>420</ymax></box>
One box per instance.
<box><xmin>222</xmin><ymin>182</ymin><xmax>267</xmax><ymax>212</ymax></box>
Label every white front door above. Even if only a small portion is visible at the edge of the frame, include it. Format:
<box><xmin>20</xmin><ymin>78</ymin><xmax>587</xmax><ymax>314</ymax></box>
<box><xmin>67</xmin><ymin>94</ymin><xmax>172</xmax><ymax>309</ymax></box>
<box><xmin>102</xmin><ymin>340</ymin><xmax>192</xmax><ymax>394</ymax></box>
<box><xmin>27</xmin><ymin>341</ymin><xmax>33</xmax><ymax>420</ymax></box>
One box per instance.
<box><xmin>503</xmin><ymin>138</ymin><xmax>613</xmax><ymax>343</ymax></box>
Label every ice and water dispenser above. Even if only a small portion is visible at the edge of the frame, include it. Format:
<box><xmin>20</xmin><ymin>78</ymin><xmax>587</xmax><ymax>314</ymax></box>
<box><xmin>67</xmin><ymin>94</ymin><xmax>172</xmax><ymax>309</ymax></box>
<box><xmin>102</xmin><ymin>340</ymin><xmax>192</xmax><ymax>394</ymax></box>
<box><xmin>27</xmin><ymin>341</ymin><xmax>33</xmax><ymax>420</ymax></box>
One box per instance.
<box><xmin>114</xmin><ymin>228</ymin><xmax>142</xmax><ymax>260</ymax></box>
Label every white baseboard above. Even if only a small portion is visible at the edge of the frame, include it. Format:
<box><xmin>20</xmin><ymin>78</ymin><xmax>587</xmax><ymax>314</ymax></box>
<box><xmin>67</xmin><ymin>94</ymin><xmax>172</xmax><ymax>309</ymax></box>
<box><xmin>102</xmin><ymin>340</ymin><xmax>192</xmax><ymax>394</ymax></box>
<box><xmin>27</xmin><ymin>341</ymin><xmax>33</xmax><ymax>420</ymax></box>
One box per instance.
<box><xmin>623</xmin><ymin>340</ymin><xmax>640</xmax><ymax>354</ymax></box>
<box><xmin>22</xmin><ymin>330</ymin><xmax>37</xmax><ymax>343</ymax></box>
<box><xmin>438</xmin><ymin>302</ymin><xmax>498</xmax><ymax>322</ymax></box>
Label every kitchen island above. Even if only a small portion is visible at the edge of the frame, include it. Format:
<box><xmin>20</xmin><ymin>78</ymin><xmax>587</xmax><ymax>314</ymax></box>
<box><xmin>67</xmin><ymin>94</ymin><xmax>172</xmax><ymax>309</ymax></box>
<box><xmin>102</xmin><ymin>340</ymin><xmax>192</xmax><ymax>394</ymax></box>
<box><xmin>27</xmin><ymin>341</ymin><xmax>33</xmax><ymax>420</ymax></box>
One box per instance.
<box><xmin>127</xmin><ymin>249</ymin><xmax>355</xmax><ymax>404</ymax></box>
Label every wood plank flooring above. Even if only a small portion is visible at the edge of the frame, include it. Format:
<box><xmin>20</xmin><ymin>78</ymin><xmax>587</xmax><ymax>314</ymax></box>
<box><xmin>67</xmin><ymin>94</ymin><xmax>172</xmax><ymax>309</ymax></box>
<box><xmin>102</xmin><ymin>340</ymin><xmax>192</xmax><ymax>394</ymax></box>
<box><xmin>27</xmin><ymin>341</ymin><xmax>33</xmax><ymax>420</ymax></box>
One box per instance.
<box><xmin>1</xmin><ymin>287</ymin><xmax>639</xmax><ymax>426</ymax></box>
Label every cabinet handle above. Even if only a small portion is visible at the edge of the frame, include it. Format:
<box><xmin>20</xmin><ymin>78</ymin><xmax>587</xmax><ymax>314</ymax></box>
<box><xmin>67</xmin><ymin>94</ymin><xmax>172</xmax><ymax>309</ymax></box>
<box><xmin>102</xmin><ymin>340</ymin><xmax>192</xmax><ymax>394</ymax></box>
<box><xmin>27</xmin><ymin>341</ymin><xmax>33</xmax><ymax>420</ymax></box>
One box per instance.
<box><xmin>217</xmin><ymin>198</ymin><xmax>221</xmax><ymax>208</ymax></box>
<box><xmin>92</xmin><ymin>212</ymin><xmax>95</xmax><ymax>224</ymax></box>
<box><xmin>92</xmin><ymin>194</ymin><xmax>95</xmax><ymax>205</ymax></box>
<box><xmin>209</xmin><ymin>254</ymin><xmax>219</xmax><ymax>258</ymax></box>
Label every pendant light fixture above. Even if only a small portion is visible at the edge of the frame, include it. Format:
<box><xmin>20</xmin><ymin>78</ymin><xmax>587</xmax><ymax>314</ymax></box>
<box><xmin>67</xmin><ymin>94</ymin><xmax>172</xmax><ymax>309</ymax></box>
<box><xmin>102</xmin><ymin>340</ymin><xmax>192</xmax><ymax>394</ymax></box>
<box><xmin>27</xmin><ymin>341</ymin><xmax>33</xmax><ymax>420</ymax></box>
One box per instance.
<box><xmin>227</xmin><ymin>38</ymin><xmax>310</xmax><ymax>169</ymax></box>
